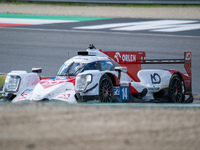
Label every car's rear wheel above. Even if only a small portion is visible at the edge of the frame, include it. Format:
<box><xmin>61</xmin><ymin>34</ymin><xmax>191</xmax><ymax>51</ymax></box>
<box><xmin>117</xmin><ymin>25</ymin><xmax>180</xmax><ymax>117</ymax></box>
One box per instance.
<box><xmin>169</xmin><ymin>74</ymin><xmax>185</xmax><ymax>103</ymax></box>
<box><xmin>99</xmin><ymin>74</ymin><xmax>114</xmax><ymax>102</ymax></box>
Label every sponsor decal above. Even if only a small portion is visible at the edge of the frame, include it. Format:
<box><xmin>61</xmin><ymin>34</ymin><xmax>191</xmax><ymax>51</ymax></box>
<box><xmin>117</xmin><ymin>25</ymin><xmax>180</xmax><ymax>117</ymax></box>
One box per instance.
<box><xmin>58</xmin><ymin>93</ymin><xmax>70</xmax><ymax>100</ymax></box>
<box><xmin>114</xmin><ymin>52</ymin><xmax>136</xmax><ymax>63</ymax></box>
<box><xmin>75</xmin><ymin>57</ymin><xmax>89</xmax><ymax>60</ymax></box>
<box><xmin>185</xmin><ymin>52</ymin><xmax>191</xmax><ymax>62</ymax></box>
<box><xmin>114</xmin><ymin>86</ymin><xmax>120</xmax><ymax>95</ymax></box>
<box><xmin>98</xmin><ymin>57</ymin><xmax>109</xmax><ymax>60</ymax></box>
<box><xmin>184</xmin><ymin>52</ymin><xmax>192</xmax><ymax>76</ymax></box>
<box><xmin>150</xmin><ymin>73</ymin><xmax>161</xmax><ymax>84</ymax></box>
<box><xmin>40</xmin><ymin>77</ymin><xmax>75</xmax><ymax>89</ymax></box>
<box><xmin>148</xmin><ymin>87</ymin><xmax>160</xmax><ymax>91</ymax></box>
<box><xmin>40</xmin><ymin>80</ymin><xmax>64</xmax><ymax>89</ymax></box>
<box><xmin>114</xmin><ymin>52</ymin><xmax>121</xmax><ymax>63</ymax></box>
<box><xmin>122</xmin><ymin>54</ymin><xmax>136</xmax><ymax>62</ymax></box>
<box><xmin>17</xmin><ymin>94</ymin><xmax>27</xmax><ymax>100</ymax></box>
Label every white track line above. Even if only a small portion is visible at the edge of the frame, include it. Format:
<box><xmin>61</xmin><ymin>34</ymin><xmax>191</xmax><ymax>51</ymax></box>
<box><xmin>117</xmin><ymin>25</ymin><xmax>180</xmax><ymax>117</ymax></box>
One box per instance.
<box><xmin>0</xmin><ymin>18</ymin><xmax>78</xmax><ymax>25</ymax></box>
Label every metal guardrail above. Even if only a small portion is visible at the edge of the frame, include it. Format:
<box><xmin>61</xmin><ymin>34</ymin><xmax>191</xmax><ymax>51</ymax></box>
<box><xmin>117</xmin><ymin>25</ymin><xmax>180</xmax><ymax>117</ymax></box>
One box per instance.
<box><xmin>19</xmin><ymin>0</ymin><xmax>200</xmax><ymax>4</ymax></box>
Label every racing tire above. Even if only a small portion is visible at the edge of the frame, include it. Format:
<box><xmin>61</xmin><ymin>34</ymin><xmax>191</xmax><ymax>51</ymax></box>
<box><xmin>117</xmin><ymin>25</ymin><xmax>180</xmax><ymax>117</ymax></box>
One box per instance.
<box><xmin>168</xmin><ymin>74</ymin><xmax>185</xmax><ymax>103</ymax></box>
<box><xmin>99</xmin><ymin>74</ymin><xmax>114</xmax><ymax>103</ymax></box>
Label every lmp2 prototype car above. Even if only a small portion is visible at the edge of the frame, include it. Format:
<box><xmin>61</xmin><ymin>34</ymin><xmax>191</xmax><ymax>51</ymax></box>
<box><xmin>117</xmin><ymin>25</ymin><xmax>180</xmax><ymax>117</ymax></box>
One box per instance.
<box><xmin>0</xmin><ymin>44</ymin><xmax>193</xmax><ymax>103</ymax></box>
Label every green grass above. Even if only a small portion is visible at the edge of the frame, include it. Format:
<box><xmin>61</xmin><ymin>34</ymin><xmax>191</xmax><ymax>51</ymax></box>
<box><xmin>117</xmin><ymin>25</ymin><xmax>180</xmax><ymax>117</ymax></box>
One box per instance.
<box><xmin>0</xmin><ymin>75</ymin><xmax>6</xmax><ymax>97</ymax></box>
<box><xmin>0</xmin><ymin>76</ymin><xmax>5</xmax><ymax>87</ymax></box>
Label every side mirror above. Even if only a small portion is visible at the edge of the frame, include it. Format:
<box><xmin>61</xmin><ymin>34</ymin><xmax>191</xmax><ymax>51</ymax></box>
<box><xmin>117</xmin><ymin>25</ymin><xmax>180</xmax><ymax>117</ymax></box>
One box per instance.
<box><xmin>115</xmin><ymin>67</ymin><xmax>127</xmax><ymax>73</ymax></box>
<box><xmin>32</xmin><ymin>68</ymin><xmax>42</xmax><ymax>73</ymax></box>
<box><xmin>115</xmin><ymin>67</ymin><xmax>127</xmax><ymax>79</ymax></box>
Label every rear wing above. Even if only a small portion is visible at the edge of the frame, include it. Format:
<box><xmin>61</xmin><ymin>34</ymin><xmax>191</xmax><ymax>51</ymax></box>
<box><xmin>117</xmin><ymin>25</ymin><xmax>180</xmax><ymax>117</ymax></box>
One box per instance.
<box><xmin>142</xmin><ymin>52</ymin><xmax>191</xmax><ymax>76</ymax></box>
<box><xmin>102</xmin><ymin>51</ymin><xmax>191</xmax><ymax>81</ymax></box>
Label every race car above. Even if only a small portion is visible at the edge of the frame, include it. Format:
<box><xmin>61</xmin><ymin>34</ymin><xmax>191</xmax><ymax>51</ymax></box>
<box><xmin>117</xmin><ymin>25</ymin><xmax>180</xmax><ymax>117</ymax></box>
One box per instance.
<box><xmin>0</xmin><ymin>44</ymin><xmax>193</xmax><ymax>103</ymax></box>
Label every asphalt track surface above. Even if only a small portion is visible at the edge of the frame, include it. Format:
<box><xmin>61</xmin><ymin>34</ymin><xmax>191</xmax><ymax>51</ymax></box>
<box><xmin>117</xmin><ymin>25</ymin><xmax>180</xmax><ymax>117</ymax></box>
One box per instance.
<box><xmin>0</xmin><ymin>18</ymin><xmax>200</xmax><ymax>96</ymax></box>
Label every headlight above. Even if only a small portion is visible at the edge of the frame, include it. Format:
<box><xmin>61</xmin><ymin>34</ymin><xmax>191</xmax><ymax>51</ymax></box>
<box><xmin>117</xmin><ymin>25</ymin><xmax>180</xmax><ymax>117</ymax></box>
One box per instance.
<box><xmin>4</xmin><ymin>75</ymin><xmax>21</xmax><ymax>92</ymax></box>
<box><xmin>75</xmin><ymin>74</ymin><xmax>92</xmax><ymax>92</ymax></box>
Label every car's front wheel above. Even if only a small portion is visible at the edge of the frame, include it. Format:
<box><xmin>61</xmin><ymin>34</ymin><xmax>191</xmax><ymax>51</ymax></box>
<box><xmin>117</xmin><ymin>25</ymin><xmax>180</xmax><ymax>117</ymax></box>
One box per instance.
<box><xmin>99</xmin><ymin>74</ymin><xmax>114</xmax><ymax>102</ymax></box>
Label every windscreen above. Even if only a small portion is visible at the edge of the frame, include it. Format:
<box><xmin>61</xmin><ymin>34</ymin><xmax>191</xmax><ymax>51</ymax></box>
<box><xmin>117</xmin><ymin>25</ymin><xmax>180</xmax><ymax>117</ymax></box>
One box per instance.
<box><xmin>57</xmin><ymin>59</ymin><xmax>116</xmax><ymax>76</ymax></box>
<box><xmin>57</xmin><ymin>61</ymin><xmax>100</xmax><ymax>76</ymax></box>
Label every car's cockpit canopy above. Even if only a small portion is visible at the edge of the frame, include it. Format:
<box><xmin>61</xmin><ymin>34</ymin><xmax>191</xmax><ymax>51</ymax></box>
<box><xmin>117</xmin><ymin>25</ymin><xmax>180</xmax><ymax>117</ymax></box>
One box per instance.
<box><xmin>57</xmin><ymin>56</ymin><xmax>119</xmax><ymax>76</ymax></box>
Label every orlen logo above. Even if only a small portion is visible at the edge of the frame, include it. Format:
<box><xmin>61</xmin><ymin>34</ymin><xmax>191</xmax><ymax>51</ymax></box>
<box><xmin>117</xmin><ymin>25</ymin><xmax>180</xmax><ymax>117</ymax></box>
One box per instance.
<box><xmin>114</xmin><ymin>52</ymin><xmax>137</xmax><ymax>63</ymax></box>
<box><xmin>114</xmin><ymin>52</ymin><xmax>121</xmax><ymax>63</ymax></box>
<box><xmin>185</xmin><ymin>52</ymin><xmax>191</xmax><ymax>61</ymax></box>
<box><xmin>122</xmin><ymin>54</ymin><xmax>136</xmax><ymax>62</ymax></box>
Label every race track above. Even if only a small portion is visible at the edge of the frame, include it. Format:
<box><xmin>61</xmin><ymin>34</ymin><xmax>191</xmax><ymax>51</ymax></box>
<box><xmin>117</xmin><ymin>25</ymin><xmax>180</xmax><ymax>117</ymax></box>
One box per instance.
<box><xmin>0</xmin><ymin>19</ymin><xmax>199</xmax><ymax>95</ymax></box>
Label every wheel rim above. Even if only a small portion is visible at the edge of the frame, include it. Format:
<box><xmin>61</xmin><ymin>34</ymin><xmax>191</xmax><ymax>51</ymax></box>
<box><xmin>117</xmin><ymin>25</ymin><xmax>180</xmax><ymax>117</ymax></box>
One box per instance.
<box><xmin>99</xmin><ymin>78</ymin><xmax>113</xmax><ymax>102</ymax></box>
<box><xmin>170</xmin><ymin>77</ymin><xmax>183</xmax><ymax>103</ymax></box>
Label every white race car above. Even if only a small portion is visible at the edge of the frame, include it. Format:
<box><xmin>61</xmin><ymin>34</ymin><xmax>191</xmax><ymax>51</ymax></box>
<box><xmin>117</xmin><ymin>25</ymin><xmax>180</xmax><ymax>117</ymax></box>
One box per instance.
<box><xmin>0</xmin><ymin>44</ymin><xmax>193</xmax><ymax>103</ymax></box>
